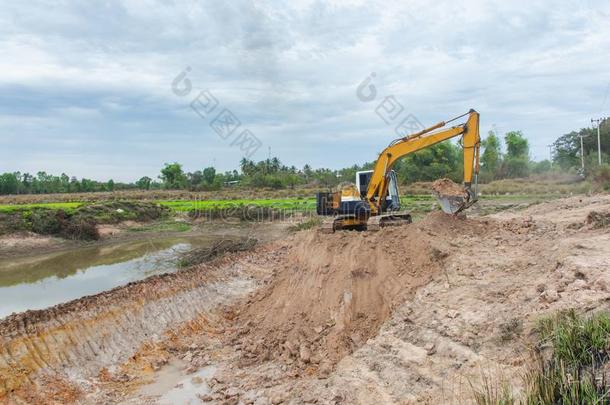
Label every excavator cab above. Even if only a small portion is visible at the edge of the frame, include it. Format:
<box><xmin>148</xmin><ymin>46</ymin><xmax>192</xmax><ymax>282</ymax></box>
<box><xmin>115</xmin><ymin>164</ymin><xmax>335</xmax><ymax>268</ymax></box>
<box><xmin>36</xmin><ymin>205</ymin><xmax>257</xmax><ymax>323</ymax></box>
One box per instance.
<box><xmin>356</xmin><ymin>170</ymin><xmax>400</xmax><ymax>211</ymax></box>
<box><xmin>316</xmin><ymin>170</ymin><xmax>407</xmax><ymax>231</ymax></box>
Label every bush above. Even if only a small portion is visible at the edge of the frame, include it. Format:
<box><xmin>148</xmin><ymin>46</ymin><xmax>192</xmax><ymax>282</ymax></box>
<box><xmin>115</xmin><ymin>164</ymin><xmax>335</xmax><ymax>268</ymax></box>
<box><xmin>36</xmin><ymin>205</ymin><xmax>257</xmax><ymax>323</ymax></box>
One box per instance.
<box><xmin>29</xmin><ymin>210</ymin><xmax>63</xmax><ymax>235</ymax></box>
<box><xmin>60</xmin><ymin>218</ymin><xmax>99</xmax><ymax>241</ymax></box>
<box><xmin>1</xmin><ymin>201</ymin><xmax>168</xmax><ymax>240</ymax></box>
<box><xmin>27</xmin><ymin>209</ymin><xmax>100</xmax><ymax>240</ymax></box>
<box><xmin>592</xmin><ymin>164</ymin><xmax>610</xmax><ymax>191</ymax></box>
<box><xmin>502</xmin><ymin>156</ymin><xmax>530</xmax><ymax>179</ymax></box>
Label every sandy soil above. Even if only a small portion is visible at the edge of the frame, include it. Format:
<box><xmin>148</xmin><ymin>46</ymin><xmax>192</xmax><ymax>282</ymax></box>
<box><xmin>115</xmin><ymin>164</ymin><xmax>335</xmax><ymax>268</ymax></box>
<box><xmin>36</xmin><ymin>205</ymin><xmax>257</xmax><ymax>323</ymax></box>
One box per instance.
<box><xmin>431</xmin><ymin>178</ymin><xmax>468</xmax><ymax>197</ymax></box>
<box><xmin>0</xmin><ymin>233</ymin><xmax>65</xmax><ymax>258</ymax></box>
<box><xmin>1</xmin><ymin>195</ymin><xmax>610</xmax><ymax>404</ymax></box>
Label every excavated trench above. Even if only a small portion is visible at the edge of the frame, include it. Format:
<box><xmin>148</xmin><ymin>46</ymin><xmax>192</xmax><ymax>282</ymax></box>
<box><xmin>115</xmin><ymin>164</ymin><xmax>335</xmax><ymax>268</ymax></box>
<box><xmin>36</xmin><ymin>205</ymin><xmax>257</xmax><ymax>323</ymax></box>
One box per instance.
<box><xmin>0</xmin><ymin>248</ymin><xmax>274</xmax><ymax>400</ymax></box>
<box><xmin>0</xmin><ymin>212</ymin><xmax>490</xmax><ymax>403</ymax></box>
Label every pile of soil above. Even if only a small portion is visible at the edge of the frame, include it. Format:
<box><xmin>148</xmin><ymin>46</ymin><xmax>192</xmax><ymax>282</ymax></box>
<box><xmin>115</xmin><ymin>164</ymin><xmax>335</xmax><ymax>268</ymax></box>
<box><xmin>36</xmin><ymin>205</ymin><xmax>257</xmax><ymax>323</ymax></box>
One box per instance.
<box><xmin>431</xmin><ymin>178</ymin><xmax>467</xmax><ymax>197</ymax></box>
<box><xmin>229</xmin><ymin>212</ymin><xmax>482</xmax><ymax>373</ymax></box>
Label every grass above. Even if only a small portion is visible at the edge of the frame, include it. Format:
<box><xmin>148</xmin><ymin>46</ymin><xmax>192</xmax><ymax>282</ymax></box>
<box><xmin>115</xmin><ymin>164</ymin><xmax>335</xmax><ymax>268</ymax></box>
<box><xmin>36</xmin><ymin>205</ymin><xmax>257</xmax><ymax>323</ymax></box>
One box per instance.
<box><xmin>536</xmin><ymin>309</ymin><xmax>610</xmax><ymax>370</ymax></box>
<box><xmin>470</xmin><ymin>373</ymin><xmax>515</xmax><ymax>405</ymax></box>
<box><xmin>0</xmin><ymin>194</ymin><xmax>567</xmax><ymax>225</ymax></box>
<box><xmin>158</xmin><ymin>197</ymin><xmax>316</xmax><ymax>212</ymax></box>
<box><xmin>472</xmin><ymin>310</ymin><xmax>610</xmax><ymax>404</ymax></box>
<box><xmin>288</xmin><ymin>217</ymin><xmax>322</xmax><ymax>232</ymax></box>
<box><xmin>128</xmin><ymin>221</ymin><xmax>192</xmax><ymax>233</ymax></box>
<box><xmin>524</xmin><ymin>310</ymin><xmax>610</xmax><ymax>404</ymax></box>
<box><xmin>0</xmin><ymin>202</ymin><xmax>83</xmax><ymax>213</ymax></box>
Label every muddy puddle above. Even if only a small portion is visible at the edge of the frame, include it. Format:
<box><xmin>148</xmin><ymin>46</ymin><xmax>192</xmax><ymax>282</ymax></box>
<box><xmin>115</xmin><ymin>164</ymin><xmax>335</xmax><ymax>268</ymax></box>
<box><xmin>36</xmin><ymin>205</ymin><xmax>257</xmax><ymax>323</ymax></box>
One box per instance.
<box><xmin>0</xmin><ymin>235</ymin><xmax>228</xmax><ymax>319</ymax></box>
<box><xmin>139</xmin><ymin>359</ymin><xmax>217</xmax><ymax>404</ymax></box>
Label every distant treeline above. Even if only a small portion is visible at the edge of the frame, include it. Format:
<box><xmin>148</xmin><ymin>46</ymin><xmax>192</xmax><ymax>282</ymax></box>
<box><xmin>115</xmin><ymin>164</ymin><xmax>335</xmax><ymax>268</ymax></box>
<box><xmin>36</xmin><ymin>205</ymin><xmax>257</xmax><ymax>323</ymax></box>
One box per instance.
<box><xmin>1</xmin><ymin>121</ymin><xmax>608</xmax><ymax>195</ymax></box>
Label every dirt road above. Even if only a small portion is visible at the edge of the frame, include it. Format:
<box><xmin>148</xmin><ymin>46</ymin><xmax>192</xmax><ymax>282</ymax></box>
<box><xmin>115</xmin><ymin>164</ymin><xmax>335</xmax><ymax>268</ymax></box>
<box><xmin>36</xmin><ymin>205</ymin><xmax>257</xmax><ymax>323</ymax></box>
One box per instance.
<box><xmin>1</xmin><ymin>195</ymin><xmax>610</xmax><ymax>404</ymax></box>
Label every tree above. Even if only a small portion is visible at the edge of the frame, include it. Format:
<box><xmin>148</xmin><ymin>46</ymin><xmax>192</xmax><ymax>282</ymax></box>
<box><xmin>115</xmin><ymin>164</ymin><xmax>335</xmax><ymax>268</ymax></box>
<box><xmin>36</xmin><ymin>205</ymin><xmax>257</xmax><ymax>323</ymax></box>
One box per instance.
<box><xmin>136</xmin><ymin>176</ymin><xmax>152</xmax><ymax>190</ymax></box>
<box><xmin>106</xmin><ymin>179</ymin><xmax>115</xmax><ymax>191</ymax></box>
<box><xmin>553</xmin><ymin>121</ymin><xmax>610</xmax><ymax>172</ymax></box>
<box><xmin>480</xmin><ymin>131</ymin><xmax>501</xmax><ymax>181</ymax></box>
<box><xmin>502</xmin><ymin>131</ymin><xmax>530</xmax><ymax>178</ymax></box>
<box><xmin>187</xmin><ymin>171</ymin><xmax>204</xmax><ymax>189</ymax></box>
<box><xmin>60</xmin><ymin>173</ymin><xmax>70</xmax><ymax>192</ymax></box>
<box><xmin>303</xmin><ymin>164</ymin><xmax>313</xmax><ymax>182</ymax></box>
<box><xmin>553</xmin><ymin>131</ymin><xmax>581</xmax><ymax>170</ymax></box>
<box><xmin>159</xmin><ymin>162</ymin><xmax>187</xmax><ymax>189</ymax></box>
<box><xmin>202</xmin><ymin>167</ymin><xmax>216</xmax><ymax>185</ymax></box>
<box><xmin>531</xmin><ymin>160</ymin><xmax>552</xmax><ymax>174</ymax></box>
<box><xmin>81</xmin><ymin>178</ymin><xmax>96</xmax><ymax>192</ymax></box>
<box><xmin>240</xmin><ymin>158</ymin><xmax>256</xmax><ymax>176</ymax></box>
<box><xmin>505</xmin><ymin>131</ymin><xmax>529</xmax><ymax>158</ymax></box>
<box><xmin>70</xmin><ymin>176</ymin><xmax>81</xmax><ymax>192</ymax></box>
<box><xmin>0</xmin><ymin>173</ymin><xmax>19</xmax><ymax>195</ymax></box>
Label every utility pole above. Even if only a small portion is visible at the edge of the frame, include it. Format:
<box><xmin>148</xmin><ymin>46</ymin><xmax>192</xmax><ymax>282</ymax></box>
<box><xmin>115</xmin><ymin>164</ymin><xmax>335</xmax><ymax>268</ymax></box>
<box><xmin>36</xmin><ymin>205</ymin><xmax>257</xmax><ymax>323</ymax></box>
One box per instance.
<box><xmin>578</xmin><ymin>133</ymin><xmax>586</xmax><ymax>173</ymax></box>
<box><xmin>591</xmin><ymin>118</ymin><xmax>605</xmax><ymax>165</ymax></box>
<box><xmin>547</xmin><ymin>144</ymin><xmax>553</xmax><ymax>168</ymax></box>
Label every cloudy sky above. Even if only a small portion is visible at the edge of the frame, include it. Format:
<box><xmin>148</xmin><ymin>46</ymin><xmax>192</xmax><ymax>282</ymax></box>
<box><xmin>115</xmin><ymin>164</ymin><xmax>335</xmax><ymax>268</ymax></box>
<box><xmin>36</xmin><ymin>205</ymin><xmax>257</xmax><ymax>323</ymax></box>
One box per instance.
<box><xmin>1</xmin><ymin>0</ymin><xmax>609</xmax><ymax>182</ymax></box>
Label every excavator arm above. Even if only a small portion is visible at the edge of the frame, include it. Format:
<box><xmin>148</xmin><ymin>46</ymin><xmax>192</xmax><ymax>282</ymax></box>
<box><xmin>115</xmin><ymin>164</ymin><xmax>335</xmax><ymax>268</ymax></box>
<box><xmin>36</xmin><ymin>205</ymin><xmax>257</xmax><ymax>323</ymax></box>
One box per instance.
<box><xmin>366</xmin><ymin>109</ymin><xmax>480</xmax><ymax>215</ymax></box>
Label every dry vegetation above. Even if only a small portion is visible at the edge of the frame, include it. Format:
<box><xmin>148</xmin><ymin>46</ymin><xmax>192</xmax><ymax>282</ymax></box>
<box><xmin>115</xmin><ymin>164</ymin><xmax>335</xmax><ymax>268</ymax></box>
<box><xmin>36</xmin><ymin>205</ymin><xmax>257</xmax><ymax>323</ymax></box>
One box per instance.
<box><xmin>0</xmin><ymin>188</ymin><xmax>320</xmax><ymax>205</ymax></box>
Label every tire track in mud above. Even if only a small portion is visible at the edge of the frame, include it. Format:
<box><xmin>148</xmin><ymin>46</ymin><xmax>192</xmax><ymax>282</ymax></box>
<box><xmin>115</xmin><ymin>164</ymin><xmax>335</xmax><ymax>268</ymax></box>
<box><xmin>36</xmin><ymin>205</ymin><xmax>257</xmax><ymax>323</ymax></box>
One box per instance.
<box><xmin>0</xmin><ymin>248</ymin><xmax>279</xmax><ymax>400</ymax></box>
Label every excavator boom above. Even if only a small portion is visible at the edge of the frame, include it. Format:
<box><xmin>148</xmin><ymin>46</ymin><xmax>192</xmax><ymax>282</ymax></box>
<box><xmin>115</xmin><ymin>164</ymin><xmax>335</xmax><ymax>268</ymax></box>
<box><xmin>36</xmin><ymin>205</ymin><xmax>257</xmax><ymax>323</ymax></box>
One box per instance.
<box><xmin>366</xmin><ymin>109</ymin><xmax>480</xmax><ymax>215</ymax></box>
<box><xmin>316</xmin><ymin>109</ymin><xmax>481</xmax><ymax>231</ymax></box>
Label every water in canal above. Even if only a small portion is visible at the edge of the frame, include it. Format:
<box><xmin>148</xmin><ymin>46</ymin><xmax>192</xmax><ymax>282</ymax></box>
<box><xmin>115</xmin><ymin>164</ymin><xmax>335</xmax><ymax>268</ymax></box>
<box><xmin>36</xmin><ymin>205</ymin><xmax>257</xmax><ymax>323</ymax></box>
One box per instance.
<box><xmin>0</xmin><ymin>235</ymin><xmax>222</xmax><ymax>319</ymax></box>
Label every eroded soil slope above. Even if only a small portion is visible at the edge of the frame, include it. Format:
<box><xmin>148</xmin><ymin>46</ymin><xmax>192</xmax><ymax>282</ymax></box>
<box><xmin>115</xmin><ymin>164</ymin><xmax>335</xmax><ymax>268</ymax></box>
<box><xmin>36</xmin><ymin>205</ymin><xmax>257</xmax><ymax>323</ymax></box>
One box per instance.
<box><xmin>2</xmin><ymin>195</ymin><xmax>610</xmax><ymax>404</ymax></box>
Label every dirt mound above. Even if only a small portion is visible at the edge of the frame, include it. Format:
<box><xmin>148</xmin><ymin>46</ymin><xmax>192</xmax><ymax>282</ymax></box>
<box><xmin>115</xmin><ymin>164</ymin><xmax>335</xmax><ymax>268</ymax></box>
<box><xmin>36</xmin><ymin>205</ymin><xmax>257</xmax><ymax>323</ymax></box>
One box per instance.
<box><xmin>230</xmin><ymin>212</ymin><xmax>484</xmax><ymax>373</ymax></box>
<box><xmin>431</xmin><ymin>178</ymin><xmax>467</xmax><ymax>197</ymax></box>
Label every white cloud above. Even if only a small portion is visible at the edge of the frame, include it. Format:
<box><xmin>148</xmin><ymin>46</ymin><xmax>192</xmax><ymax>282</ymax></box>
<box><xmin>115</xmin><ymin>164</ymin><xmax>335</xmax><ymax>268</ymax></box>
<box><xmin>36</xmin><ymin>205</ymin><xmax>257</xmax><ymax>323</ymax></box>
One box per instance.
<box><xmin>0</xmin><ymin>0</ymin><xmax>609</xmax><ymax>181</ymax></box>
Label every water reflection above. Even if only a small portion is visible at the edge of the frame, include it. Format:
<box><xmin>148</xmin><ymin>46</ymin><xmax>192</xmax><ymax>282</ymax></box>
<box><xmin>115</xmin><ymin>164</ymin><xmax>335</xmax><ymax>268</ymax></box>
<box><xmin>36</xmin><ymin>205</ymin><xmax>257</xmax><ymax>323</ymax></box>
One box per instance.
<box><xmin>0</xmin><ymin>236</ymin><xmax>219</xmax><ymax>319</ymax></box>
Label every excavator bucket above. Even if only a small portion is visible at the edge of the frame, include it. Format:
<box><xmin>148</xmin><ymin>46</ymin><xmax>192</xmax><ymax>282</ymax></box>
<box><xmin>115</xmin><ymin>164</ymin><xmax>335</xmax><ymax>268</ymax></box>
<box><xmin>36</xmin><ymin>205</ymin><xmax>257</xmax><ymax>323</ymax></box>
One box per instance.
<box><xmin>430</xmin><ymin>179</ymin><xmax>475</xmax><ymax>215</ymax></box>
<box><xmin>433</xmin><ymin>191</ymin><xmax>469</xmax><ymax>215</ymax></box>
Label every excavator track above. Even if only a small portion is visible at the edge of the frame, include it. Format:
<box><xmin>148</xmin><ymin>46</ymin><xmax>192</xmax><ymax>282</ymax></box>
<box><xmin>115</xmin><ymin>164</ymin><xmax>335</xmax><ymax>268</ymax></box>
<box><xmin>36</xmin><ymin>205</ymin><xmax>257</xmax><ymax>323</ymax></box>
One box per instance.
<box><xmin>321</xmin><ymin>212</ymin><xmax>412</xmax><ymax>233</ymax></box>
<box><xmin>320</xmin><ymin>217</ymin><xmax>336</xmax><ymax>233</ymax></box>
<box><xmin>366</xmin><ymin>211</ymin><xmax>412</xmax><ymax>231</ymax></box>
<box><xmin>321</xmin><ymin>215</ymin><xmax>367</xmax><ymax>233</ymax></box>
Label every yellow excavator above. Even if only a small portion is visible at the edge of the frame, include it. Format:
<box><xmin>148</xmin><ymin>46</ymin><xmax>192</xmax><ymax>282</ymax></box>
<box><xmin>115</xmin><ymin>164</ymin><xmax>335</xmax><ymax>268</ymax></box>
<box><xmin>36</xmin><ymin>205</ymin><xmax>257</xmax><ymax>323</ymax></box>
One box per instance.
<box><xmin>316</xmin><ymin>109</ymin><xmax>481</xmax><ymax>232</ymax></box>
